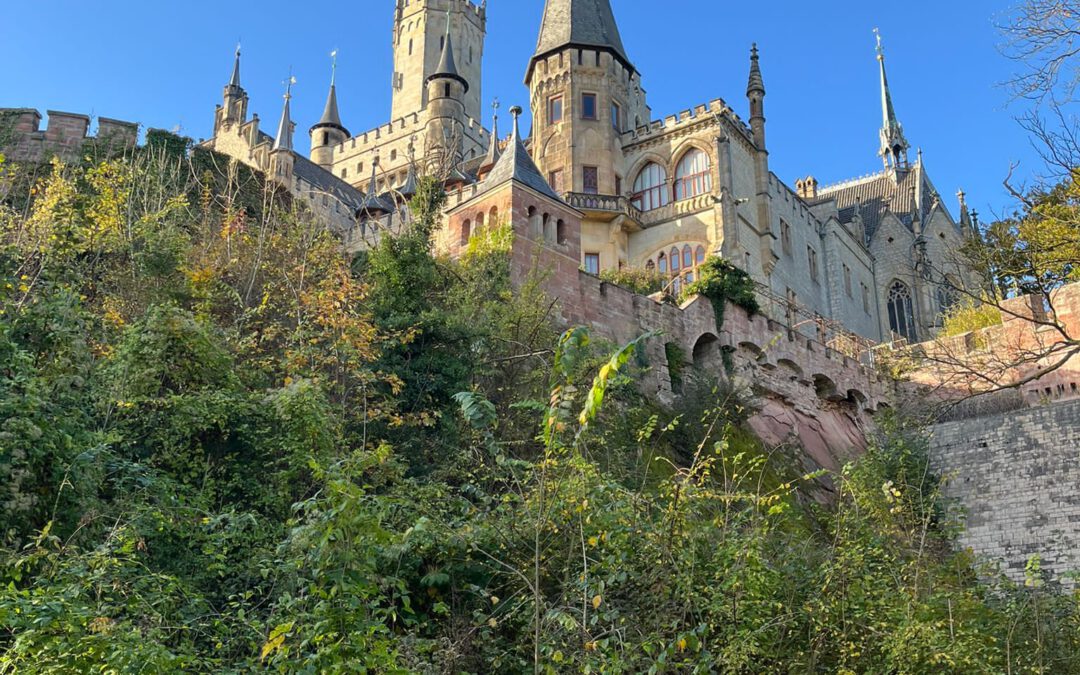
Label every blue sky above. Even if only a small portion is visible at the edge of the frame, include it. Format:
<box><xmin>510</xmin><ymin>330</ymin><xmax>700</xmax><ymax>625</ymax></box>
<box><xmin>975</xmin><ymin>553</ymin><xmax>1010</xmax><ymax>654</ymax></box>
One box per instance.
<box><xmin>1</xmin><ymin>0</ymin><xmax>1038</xmax><ymax>220</ymax></box>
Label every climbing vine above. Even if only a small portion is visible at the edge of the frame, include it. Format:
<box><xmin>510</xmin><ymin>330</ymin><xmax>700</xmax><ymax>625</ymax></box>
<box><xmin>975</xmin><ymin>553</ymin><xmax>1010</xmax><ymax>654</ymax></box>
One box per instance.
<box><xmin>683</xmin><ymin>256</ymin><xmax>760</xmax><ymax>328</ymax></box>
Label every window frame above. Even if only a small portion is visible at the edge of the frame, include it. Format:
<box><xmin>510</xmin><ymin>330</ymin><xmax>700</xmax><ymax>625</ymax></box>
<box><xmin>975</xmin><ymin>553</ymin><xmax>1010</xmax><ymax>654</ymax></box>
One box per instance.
<box><xmin>673</xmin><ymin>148</ymin><xmax>713</xmax><ymax>201</ymax></box>
<box><xmin>582</xmin><ymin>165</ymin><xmax>599</xmax><ymax>195</ymax></box>
<box><xmin>581</xmin><ymin>92</ymin><xmax>598</xmax><ymax>120</ymax></box>
<box><xmin>631</xmin><ymin>162</ymin><xmax>669</xmax><ymax>212</ymax></box>
<box><xmin>584</xmin><ymin>252</ymin><xmax>601</xmax><ymax>275</ymax></box>
<box><xmin>611</xmin><ymin>100</ymin><xmax>622</xmax><ymax>131</ymax></box>
<box><xmin>548</xmin><ymin>95</ymin><xmax>564</xmax><ymax>124</ymax></box>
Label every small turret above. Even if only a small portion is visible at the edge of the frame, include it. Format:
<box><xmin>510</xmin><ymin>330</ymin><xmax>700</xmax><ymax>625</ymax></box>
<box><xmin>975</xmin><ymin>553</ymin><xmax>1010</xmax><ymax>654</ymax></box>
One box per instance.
<box><xmin>476</xmin><ymin>99</ymin><xmax>501</xmax><ymax>180</ymax></box>
<box><xmin>269</xmin><ymin>76</ymin><xmax>296</xmax><ymax>185</ymax></box>
<box><xmin>215</xmin><ymin>45</ymin><xmax>249</xmax><ymax>135</ymax></box>
<box><xmin>747</xmin><ymin>43</ymin><xmax>766</xmax><ymax>150</ymax></box>
<box><xmin>310</xmin><ymin>50</ymin><xmax>350</xmax><ymax>170</ymax></box>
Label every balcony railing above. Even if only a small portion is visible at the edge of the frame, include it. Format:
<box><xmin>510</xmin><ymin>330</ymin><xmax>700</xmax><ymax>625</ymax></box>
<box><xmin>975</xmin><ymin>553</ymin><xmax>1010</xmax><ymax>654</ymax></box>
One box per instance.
<box><xmin>563</xmin><ymin>192</ymin><xmax>643</xmax><ymax>223</ymax></box>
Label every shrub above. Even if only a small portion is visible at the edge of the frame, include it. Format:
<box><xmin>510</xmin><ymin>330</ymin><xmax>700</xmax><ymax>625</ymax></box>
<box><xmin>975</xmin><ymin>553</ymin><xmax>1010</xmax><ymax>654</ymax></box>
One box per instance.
<box><xmin>683</xmin><ymin>257</ymin><xmax>760</xmax><ymax>327</ymax></box>
<box><xmin>599</xmin><ymin>267</ymin><xmax>666</xmax><ymax>296</ymax></box>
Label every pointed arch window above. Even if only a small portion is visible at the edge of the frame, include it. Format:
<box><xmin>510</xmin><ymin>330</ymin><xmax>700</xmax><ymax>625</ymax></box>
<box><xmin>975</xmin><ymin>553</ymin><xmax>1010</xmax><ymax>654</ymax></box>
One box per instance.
<box><xmin>674</xmin><ymin>148</ymin><xmax>712</xmax><ymax>201</ymax></box>
<box><xmin>887</xmin><ymin>281</ymin><xmax>917</xmax><ymax>342</ymax></box>
<box><xmin>631</xmin><ymin>163</ymin><xmax>669</xmax><ymax>212</ymax></box>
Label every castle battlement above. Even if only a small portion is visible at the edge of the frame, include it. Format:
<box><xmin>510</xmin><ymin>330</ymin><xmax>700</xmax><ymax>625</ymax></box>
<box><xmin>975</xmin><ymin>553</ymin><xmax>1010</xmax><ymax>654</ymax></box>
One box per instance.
<box><xmin>624</xmin><ymin>98</ymin><xmax>753</xmax><ymax>146</ymax></box>
<box><xmin>398</xmin><ymin>0</ymin><xmax>485</xmax><ymax>20</ymax></box>
<box><xmin>0</xmin><ymin>107</ymin><xmax>138</xmax><ymax>163</ymax></box>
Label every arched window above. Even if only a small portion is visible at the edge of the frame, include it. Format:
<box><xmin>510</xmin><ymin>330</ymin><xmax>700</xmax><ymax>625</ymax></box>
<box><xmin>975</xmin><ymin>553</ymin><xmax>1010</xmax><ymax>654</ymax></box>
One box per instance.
<box><xmin>696</xmin><ymin>245</ymin><xmax>706</xmax><ymax>265</ymax></box>
<box><xmin>888</xmin><ymin>281</ymin><xmax>917</xmax><ymax>342</ymax></box>
<box><xmin>645</xmin><ymin>243</ymin><xmax>710</xmax><ymax>295</ymax></box>
<box><xmin>682</xmin><ymin>245</ymin><xmax>693</xmax><ymax>270</ymax></box>
<box><xmin>674</xmin><ymin>148</ymin><xmax>712</xmax><ymax>201</ymax></box>
<box><xmin>670</xmin><ymin>247</ymin><xmax>681</xmax><ymax>273</ymax></box>
<box><xmin>528</xmin><ymin>206</ymin><xmax>541</xmax><ymax>239</ymax></box>
<box><xmin>631</xmin><ymin>163</ymin><xmax>669</xmax><ymax>212</ymax></box>
<box><xmin>489</xmin><ymin>206</ymin><xmax>499</xmax><ymax>227</ymax></box>
<box><xmin>556</xmin><ymin>219</ymin><xmax>566</xmax><ymax>244</ymax></box>
<box><xmin>657</xmin><ymin>252</ymin><xmax>667</xmax><ymax>274</ymax></box>
<box><xmin>645</xmin><ymin>259</ymin><xmax>656</xmax><ymax>272</ymax></box>
<box><xmin>460</xmin><ymin>220</ymin><xmax>471</xmax><ymax>246</ymax></box>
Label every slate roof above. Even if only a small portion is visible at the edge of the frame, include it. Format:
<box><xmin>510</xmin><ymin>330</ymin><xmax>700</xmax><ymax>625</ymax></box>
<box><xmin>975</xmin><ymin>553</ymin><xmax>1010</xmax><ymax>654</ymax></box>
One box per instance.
<box><xmin>293</xmin><ymin>154</ymin><xmax>365</xmax><ymax>212</ymax></box>
<box><xmin>482</xmin><ymin>110</ymin><xmax>561</xmax><ymax>202</ymax></box>
<box><xmin>814</xmin><ymin>165</ymin><xmax>943</xmax><ymax>239</ymax></box>
<box><xmin>313</xmin><ymin>84</ymin><xmax>347</xmax><ymax>134</ymax></box>
<box><xmin>529</xmin><ymin>0</ymin><xmax>632</xmax><ymax>79</ymax></box>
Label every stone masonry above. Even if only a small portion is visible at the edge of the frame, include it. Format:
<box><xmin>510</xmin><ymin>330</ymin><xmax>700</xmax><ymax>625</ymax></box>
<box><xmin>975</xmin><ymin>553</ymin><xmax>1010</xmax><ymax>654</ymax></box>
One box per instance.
<box><xmin>931</xmin><ymin>399</ymin><xmax>1080</xmax><ymax>585</ymax></box>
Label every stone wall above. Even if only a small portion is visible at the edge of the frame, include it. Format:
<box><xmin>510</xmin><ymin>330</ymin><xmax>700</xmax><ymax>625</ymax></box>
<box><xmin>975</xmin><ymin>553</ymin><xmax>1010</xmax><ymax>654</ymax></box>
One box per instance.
<box><xmin>0</xmin><ymin>108</ymin><xmax>137</xmax><ymax>163</ymax></box>
<box><xmin>931</xmin><ymin>399</ymin><xmax>1080</xmax><ymax>584</ymax></box>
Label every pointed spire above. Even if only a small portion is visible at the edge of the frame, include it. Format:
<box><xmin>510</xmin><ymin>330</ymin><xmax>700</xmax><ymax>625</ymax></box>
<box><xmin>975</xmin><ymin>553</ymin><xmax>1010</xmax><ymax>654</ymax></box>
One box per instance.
<box><xmin>273</xmin><ymin>75</ymin><xmax>295</xmax><ymax>152</ymax></box>
<box><xmin>747</xmin><ymin>43</ymin><xmax>765</xmax><ymax>97</ymax></box>
<box><xmin>528</xmin><ymin>0</ymin><xmax>633</xmax><ymax>83</ymax></box>
<box><xmin>314</xmin><ymin>49</ymin><xmax>348</xmax><ymax>134</ymax></box>
<box><xmin>478</xmin><ymin>99</ymin><xmax>502</xmax><ymax>176</ymax></box>
<box><xmin>483</xmin><ymin>105</ymin><xmax>562</xmax><ymax>201</ymax></box>
<box><xmin>359</xmin><ymin>156</ymin><xmax>394</xmax><ymax>216</ymax></box>
<box><xmin>427</xmin><ymin>11</ymin><xmax>469</xmax><ymax>92</ymax></box>
<box><xmin>875</xmin><ymin>29</ymin><xmax>910</xmax><ymax>171</ymax></box>
<box><xmin>229</xmin><ymin>43</ymin><xmax>242</xmax><ymax>89</ymax></box>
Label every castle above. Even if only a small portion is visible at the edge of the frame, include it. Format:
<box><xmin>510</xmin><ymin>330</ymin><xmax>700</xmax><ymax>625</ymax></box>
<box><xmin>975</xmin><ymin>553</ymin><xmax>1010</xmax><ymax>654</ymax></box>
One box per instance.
<box><xmin>199</xmin><ymin>0</ymin><xmax>980</xmax><ymax>347</ymax></box>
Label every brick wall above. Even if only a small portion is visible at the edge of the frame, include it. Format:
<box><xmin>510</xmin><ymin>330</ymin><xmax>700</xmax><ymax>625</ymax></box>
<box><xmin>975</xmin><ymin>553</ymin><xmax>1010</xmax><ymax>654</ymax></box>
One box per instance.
<box><xmin>931</xmin><ymin>399</ymin><xmax>1080</xmax><ymax>584</ymax></box>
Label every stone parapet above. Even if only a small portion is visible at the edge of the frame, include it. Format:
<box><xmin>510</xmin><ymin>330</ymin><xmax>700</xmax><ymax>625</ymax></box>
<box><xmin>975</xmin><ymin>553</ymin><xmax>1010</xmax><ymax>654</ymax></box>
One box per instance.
<box><xmin>0</xmin><ymin>108</ymin><xmax>138</xmax><ymax>163</ymax></box>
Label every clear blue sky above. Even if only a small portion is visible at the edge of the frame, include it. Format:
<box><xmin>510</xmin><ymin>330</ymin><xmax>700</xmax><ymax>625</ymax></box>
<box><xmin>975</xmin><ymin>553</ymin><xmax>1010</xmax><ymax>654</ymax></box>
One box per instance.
<box><xmin>1</xmin><ymin>0</ymin><xmax>1039</xmax><ymax>220</ymax></box>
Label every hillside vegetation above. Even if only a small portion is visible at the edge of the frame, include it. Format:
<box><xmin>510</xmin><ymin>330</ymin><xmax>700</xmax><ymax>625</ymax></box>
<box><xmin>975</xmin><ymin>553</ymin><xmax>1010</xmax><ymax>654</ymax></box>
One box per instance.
<box><xmin>1</xmin><ymin>139</ymin><xmax>1078</xmax><ymax>673</ymax></box>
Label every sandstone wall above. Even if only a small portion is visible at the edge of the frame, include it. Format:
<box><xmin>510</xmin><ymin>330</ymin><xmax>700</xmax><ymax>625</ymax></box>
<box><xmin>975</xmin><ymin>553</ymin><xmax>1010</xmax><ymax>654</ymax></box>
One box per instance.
<box><xmin>931</xmin><ymin>399</ymin><xmax>1080</xmax><ymax>584</ymax></box>
<box><xmin>1</xmin><ymin>108</ymin><xmax>137</xmax><ymax>163</ymax></box>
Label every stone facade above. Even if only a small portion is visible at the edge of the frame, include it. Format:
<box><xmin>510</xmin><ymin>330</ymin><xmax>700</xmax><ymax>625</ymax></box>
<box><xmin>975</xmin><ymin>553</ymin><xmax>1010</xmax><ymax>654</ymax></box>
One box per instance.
<box><xmin>931</xmin><ymin>400</ymin><xmax>1080</xmax><ymax>585</ymax></box>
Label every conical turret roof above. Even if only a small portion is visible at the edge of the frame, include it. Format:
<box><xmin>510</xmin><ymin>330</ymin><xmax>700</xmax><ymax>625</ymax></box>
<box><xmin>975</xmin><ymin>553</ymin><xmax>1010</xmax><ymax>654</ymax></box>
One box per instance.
<box><xmin>427</xmin><ymin>16</ymin><xmax>469</xmax><ymax>92</ymax></box>
<box><xmin>483</xmin><ymin>106</ymin><xmax>561</xmax><ymax>202</ymax></box>
<box><xmin>528</xmin><ymin>0</ymin><xmax>632</xmax><ymax>82</ymax></box>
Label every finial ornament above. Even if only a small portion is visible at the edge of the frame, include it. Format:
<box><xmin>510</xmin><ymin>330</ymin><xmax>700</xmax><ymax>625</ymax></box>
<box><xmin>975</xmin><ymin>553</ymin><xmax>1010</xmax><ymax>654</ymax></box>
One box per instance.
<box><xmin>751</xmin><ymin>43</ymin><xmax>759</xmax><ymax>60</ymax></box>
<box><xmin>330</xmin><ymin>48</ymin><xmax>339</xmax><ymax>86</ymax></box>
<box><xmin>874</xmin><ymin>27</ymin><xmax>884</xmax><ymax>58</ymax></box>
<box><xmin>283</xmin><ymin>71</ymin><xmax>296</xmax><ymax>100</ymax></box>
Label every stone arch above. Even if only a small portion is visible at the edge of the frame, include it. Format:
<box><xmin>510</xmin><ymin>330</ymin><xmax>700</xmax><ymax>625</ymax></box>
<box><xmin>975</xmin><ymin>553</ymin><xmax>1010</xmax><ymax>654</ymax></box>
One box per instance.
<box><xmin>738</xmin><ymin>341</ymin><xmax>764</xmax><ymax>361</ymax></box>
<box><xmin>813</xmin><ymin>373</ymin><xmax>841</xmax><ymax>401</ymax></box>
<box><xmin>691</xmin><ymin>332</ymin><xmax>725</xmax><ymax>373</ymax></box>
<box><xmin>488</xmin><ymin>206</ymin><xmax>499</xmax><ymax>228</ymax></box>
<box><xmin>670</xmin><ymin>137</ymin><xmax>715</xmax><ymax>170</ymax></box>
<box><xmin>527</xmin><ymin>205</ymin><xmax>541</xmax><ymax>239</ymax></box>
<box><xmin>542</xmin><ymin>213</ymin><xmax>554</xmax><ymax>243</ymax></box>
<box><xmin>846</xmin><ymin>388</ymin><xmax>868</xmax><ymax>407</ymax></box>
<box><xmin>777</xmin><ymin>358</ymin><xmax>803</xmax><ymax>379</ymax></box>
<box><xmin>626</xmin><ymin>151</ymin><xmax>672</xmax><ymax>187</ymax></box>
<box><xmin>460</xmin><ymin>219</ymin><xmax>471</xmax><ymax>246</ymax></box>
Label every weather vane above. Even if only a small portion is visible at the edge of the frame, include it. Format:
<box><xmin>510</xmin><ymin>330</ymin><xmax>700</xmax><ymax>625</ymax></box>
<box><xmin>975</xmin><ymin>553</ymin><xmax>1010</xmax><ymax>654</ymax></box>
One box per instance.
<box><xmin>283</xmin><ymin>69</ymin><xmax>296</xmax><ymax>99</ymax></box>
<box><xmin>330</xmin><ymin>48</ymin><xmax>339</xmax><ymax>85</ymax></box>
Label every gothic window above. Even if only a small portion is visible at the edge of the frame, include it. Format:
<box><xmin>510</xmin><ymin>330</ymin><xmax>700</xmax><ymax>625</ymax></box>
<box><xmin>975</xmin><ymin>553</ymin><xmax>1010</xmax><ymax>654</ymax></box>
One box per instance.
<box><xmin>674</xmin><ymin>148</ymin><xmax>712</xmax><ymax>201</ymax></box>
<box><xmin>582</xmin><ymin>93</ymin><xmax>598</xmax><ymax>120</ymax></box>
<box><xmin>937</xmin><ymin>277</ymin><xmax>959</xmax><ymax>314</ymax></box>
<box><xmin>807</xmin><ymin>246</ymin><xmax>819</xmax><ymax>283</ymax></box>
<box><xmin>556</xmin><ymin>219</ymin><xmax>567</xmax><ymax>245</ymax></box>
<box><xmin>780</xmin><ymin>220</ymin><xmax>792</xmax><ymax>256</ymax></box>
<box><xmin>682</xmin><ymin>245</ymin><xmax>693</xmax><ymax>270</ymax></box>
<box><xmin>583</xmin><ymin>166</ymin><xmax>599</xmax><ymax>195</ymax></box>
<box><xmin>888</xmin><ymin>281</ymin><xmax>917</xmax><ymax>342</ymax></box>
<box><xmin>696</xmin><ymin>246</ymin><xmax>706</xmax><ymax>265</ymax></box>
<box><xmin>632</xmin><ymin>163</ymin><xmax>669</xmax><ymax>212</ymax></box>
<box><xmin>460</xmin><ymin>220</ymin><xmax>471</xmax><ymax>246</ymax></box>
<box><xmin>646</xmin><ymin>259</ymin><xmax>656</xmax><ymax>273</ymax></box>
<box><xmin>670</xmin><ymin>248</ymin><xmax>681</xmax><ymax>274</ymax></box>
<box><xmin>657</xmin><ymin>252</ymin><xmax>668</xmax><ymax>274</ymax></box>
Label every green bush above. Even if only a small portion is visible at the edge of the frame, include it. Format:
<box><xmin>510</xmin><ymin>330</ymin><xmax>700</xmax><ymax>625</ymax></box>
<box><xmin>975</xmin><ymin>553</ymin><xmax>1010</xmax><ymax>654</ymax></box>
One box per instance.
<box><xmin>684</xmin><ymin>256</ymin><xmax>761</xmax><ymax>327</ymax></box>
<box><xmin>600</xmin><ymin>267</ymin><xmax>666</xmax><ymax>295</ymax></box>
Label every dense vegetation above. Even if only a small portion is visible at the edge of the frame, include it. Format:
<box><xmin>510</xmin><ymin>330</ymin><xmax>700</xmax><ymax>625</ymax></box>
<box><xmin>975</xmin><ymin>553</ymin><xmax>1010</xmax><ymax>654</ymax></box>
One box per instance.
<box><xmin>1</xmin><ymin>140</ymin><xmax>1079</xmax><ymax>673</ymax></box>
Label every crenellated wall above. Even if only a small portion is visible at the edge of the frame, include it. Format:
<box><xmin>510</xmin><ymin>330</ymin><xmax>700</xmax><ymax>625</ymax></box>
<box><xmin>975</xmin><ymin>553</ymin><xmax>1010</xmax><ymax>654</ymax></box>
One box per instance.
<box><xmin>0</xmin><ymin>108</ymin><xmax>138</xmax><ymax>163</ymax></box>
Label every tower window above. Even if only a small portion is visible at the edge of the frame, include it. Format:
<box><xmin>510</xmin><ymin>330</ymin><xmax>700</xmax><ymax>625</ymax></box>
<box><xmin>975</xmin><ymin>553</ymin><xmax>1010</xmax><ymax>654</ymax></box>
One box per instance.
<box><xmin>780</xmin><ymin>220</ymin><xmax>791</xmax><ymax>255</ymax></box>
<box><xmin>807</xmin><ymin>246</ymin><xmax>819</xmax><ymax>282</ymax></box>
<box><xmin>391</xmin><ymin>149</ymin><xmax>397</xmax><ymax>161</ymax></box>
<box><xmin>843</xmin><ymin>264</ymin><xmax>852</xmax><ymax>297</ymax></box>
<box><xmin>548</xmin><ymin>95</ymin><xmax>563</xmax><ymax>124</ymax></box>
<box><xmin>582</xmin><ymin>93</ymin><xmax>597</xmax><ymax>120</ymax></box>
<box><xmin>583</xmin><ymin>166</ymin><xmax>599</xmax><ymax>195</ymax></box>
<box><xmin>444</xmin><ymin>83</ymin><xmax>451</xmax><ymax>97</ymax></box>
<box><xmin>611</xmin><ymin>101</ymin><xmax>622</xmax><ymax>131</ymax></box>
<box><xmin>409</xmin><ymin>39</ymin><xmax>413</xmax><ymax>55</ymax></box>
<box><xmin>674</xmin><ymin>148</ymin><xmax>712</xmax><ymax>201</ymax></box>
<box><xmin>322</xmin><ymin>132</ymin><xmax>329</xmax><ymax>146</ymax></box>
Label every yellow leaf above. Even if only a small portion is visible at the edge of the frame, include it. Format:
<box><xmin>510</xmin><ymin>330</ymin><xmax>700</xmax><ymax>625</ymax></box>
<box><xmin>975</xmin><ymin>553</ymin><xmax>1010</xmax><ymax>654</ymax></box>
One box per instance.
<box><xmin>592</xmin><ymin>595</ymin><xmax>602</xmax><ymax>610</ymax></box>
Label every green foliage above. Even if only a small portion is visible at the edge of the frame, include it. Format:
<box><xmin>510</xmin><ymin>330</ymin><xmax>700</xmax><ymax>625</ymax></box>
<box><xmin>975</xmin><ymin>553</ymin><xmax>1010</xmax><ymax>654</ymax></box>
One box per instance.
<box><xmin>600</xmin><ymin>266</ymin><xmax>666</xmax><ymax>295</ymax></box>
<box><xmin>684</xmin><ymin>256</ymin><xmax>760</xmax><ymax>327</ymax></box>
<box><xmin>939</xmin><ymin>296</ymin><xmax>1004</xmax><ymax>338</ymax></box>
<box><xmin>1</xmin><ymin>151</ymin><xmax>1079</xmax><ymax>674</ymax></box>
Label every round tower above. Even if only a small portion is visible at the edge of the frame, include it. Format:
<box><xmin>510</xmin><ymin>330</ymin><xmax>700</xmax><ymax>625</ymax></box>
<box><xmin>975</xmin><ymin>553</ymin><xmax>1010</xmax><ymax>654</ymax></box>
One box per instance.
<box><xmin>424</xmin><ymin>17</ymin><xmax>469</xmax><ymax>174</ymax></box>
<box><xmin>310</xmin><ymin>52</ymin><xmax>350</xmax><ymax>170</ymax></box>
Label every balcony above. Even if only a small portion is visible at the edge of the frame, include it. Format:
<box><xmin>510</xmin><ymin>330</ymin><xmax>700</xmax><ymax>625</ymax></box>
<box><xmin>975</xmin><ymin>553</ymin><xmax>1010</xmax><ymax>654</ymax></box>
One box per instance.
<box><xmin>563</xmin><ymin>192</ymin><xmax>642</xmax><ymax>224</ymax></box>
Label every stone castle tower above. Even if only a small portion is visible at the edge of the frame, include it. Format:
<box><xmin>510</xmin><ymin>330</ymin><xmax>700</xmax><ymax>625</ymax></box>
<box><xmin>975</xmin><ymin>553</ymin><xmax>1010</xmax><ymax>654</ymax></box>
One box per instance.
<box><xmin>392</xmin><ymin>0</ymin><xmax>486</xmax><ymax>122</ymax></box>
